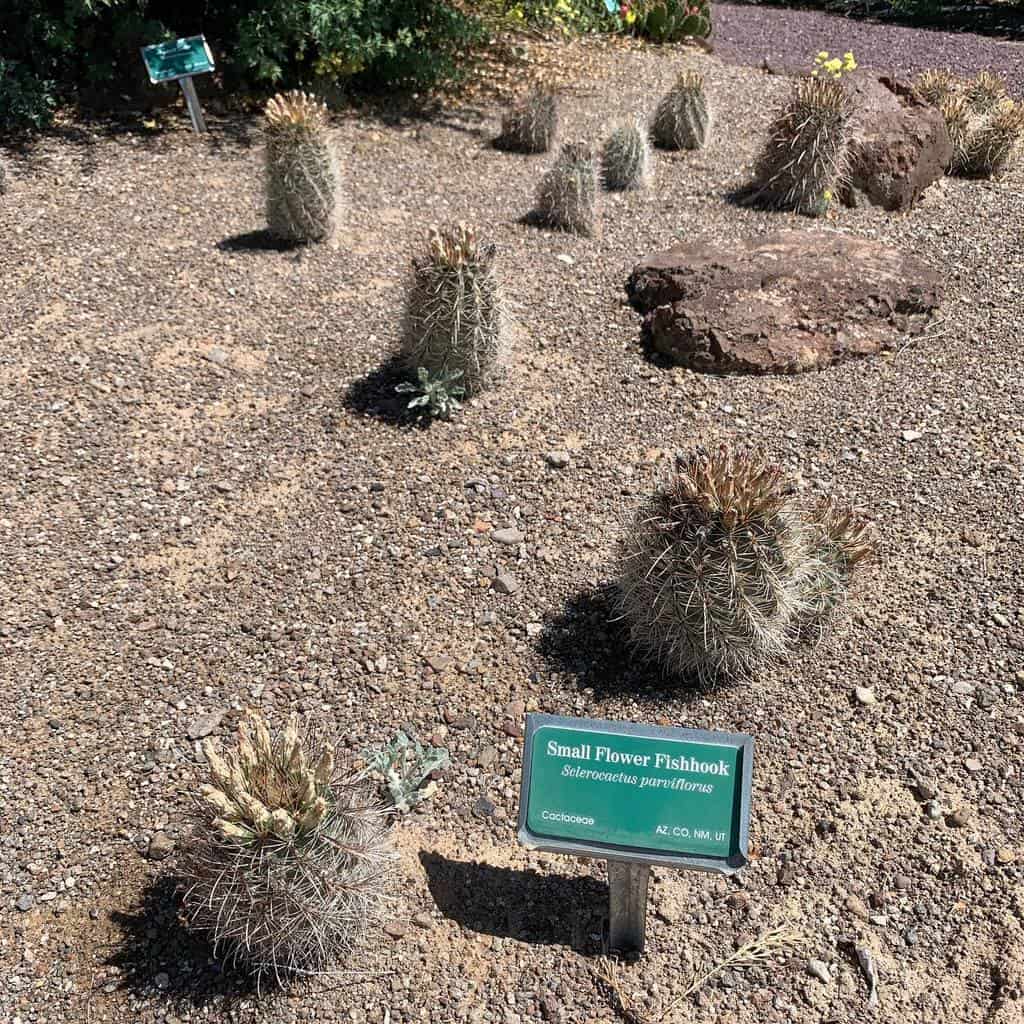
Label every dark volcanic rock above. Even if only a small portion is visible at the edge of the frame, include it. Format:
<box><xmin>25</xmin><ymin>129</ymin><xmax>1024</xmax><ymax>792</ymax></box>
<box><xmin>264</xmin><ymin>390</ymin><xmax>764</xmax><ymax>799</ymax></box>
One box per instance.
<box><xmin>847</xmin><ymin>102</ymin><xmax>953</xmax><ymax>211</ymax></box>
<box><xmin>626</xmin><ymin>231</ymin><xmax>944</xmax><ymax>375</ymax></box>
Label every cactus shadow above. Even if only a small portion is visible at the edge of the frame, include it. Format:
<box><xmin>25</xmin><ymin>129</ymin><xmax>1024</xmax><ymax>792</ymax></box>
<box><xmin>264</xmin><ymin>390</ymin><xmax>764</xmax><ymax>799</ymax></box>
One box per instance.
<box><xmin>217</xmin><ymin>229</ymin><xmax>304</xmax><ymax>253</ymax></box>
<box><xmin>420</xmin><ymin>851</ymin><xmax>607</xmax><ymax>952</ymax></box>
<box><xmin>103</xmin><ymin>875</ymin><xmax>266</xmax><ymax>1006</ymax></box>
<box><xmin>537</xmin><ymin>586</ymin><xmax>730</xmax><ymax>704</ymax></box>
<box><xmin>343</xmin><ymin>355</ymin><xmax>433</xmax><ymax>429</ymax></box>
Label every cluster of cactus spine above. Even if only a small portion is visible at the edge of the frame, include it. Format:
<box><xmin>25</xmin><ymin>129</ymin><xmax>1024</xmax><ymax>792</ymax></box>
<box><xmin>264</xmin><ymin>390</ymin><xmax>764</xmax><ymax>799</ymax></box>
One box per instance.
<box><xmin>615</xmin><ymin>448</ymin><xmax>873</xmax><ymax>683</ymax></box>
<box><xmin>180</xmin><ymin>710</ymin><xmax>393</xmax><ymax>981</ymax></box>
<box><xmin>497</xmin><ymin>87</ymin><xmax>559</xmax><ymax>153</ymax></box>
<box><xmin>535</xmin><ymin>140</ymin><xmax>600</xmax><ymax>236</ymax></box>
<box><xmin>754</xmin><ymin>76</ymin><xmax>854</xmax><ymax>216</ymax></box>
<box><xmin>264</xmin><ymin>91</ymin><xmax>341</xmax><ymax>243</ymax></box>
<box><xmin>914</xmin><ymin>69</ymin><xmax>1024</xmax><ymax>177</ymax></box>
<box><xmin>602</xmin><ymin>117</ymin><xmax>653</xmax><ymax>191</ymax></box>
<box><xmin>401</xmin><ymin>223</ymin><xmax>505</xmax><ymax>397</ymax></box>
<box><xmin>652</xmin><ymin>70</ymin><xmax>711</xmax><ymax>150</ymax></box>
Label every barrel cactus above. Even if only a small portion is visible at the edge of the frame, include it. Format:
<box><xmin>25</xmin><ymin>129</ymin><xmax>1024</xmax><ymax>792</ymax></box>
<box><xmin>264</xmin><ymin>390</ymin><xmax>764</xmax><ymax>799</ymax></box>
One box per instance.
<box><xmin>912</xmin><ymin>69</ymin><xmax>960</xmax><ymax>107</ymax></box>
<box><xmin>264</xmin><ymin>91</ymin><xmax>341</xmax><ymax>243</ymax></box>
<box><xmin>602</xmin><ymin>117</ymin><xmax>653</xmax><ymax>191</ymax></box>
<box><xmin>535</xmin><ymin>141</ymin><xmax>600</xmax><ymax>236</ymax></box>
<box><xmin>497</xmin><ymin>87</ymin><xmax>559</xmax><ymax>153</ymax></box>
<box><xmin>965</xmin><ymin>71</ymin><xmax>1008</xmax><ymax>115</ymax></box>
<box><xmin>179</xmin><ymin>711</ymin><xmax>394</xmax><ymax>980</ymax></box>
<box><xmin>615</xmin><ymin>448</ymin><xmax>871</xmax><ymax>682</ymax></box>
<box><xmin>961</xmin><ymin>99</ymin><xmax>1024</xmax><ymax>178</ymax></box>
<box><xmin>401</xmin><ymin>223</ymin><xmax>505</xmax><ymax>397</ymax></box>
<box><xmin>754</xmin><ymin>76</ymin><xmax>854</xmax><ymax>216</ymax></box>
<box><xmin>652</xmin><ymin>70</ymin><xmax>711</xmax><ymax>150</ymax></box>
<box><xmin>939</xmin><ymin>94</ymin><xmax>971</xmax><ymax>172</ymax></box>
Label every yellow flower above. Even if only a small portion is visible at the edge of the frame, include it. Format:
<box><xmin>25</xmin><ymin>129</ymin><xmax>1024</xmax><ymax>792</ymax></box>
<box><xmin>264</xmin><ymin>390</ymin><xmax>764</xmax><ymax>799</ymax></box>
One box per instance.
<box><xmin>817</xmin><ymin>51</ymin><xmax>829</xmax><ymax>60</ymax></box>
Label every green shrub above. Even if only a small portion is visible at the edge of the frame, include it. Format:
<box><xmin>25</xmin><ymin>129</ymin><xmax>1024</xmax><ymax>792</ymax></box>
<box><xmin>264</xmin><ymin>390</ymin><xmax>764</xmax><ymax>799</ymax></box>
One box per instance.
<box><xmin>633</xmin><ymin>1</ymin><xmax>712</xmax><ymax>42</ymax></box>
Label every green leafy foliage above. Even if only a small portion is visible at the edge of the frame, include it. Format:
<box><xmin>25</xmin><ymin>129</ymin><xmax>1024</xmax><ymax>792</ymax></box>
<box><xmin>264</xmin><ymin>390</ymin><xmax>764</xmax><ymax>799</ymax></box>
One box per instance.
<box><xmin>396</xmin><ymin>367</ymin><xmax>467</xmax><ymax>419</ymax></box>
<box><xmin>363</xmin><ymin>731</ymin><xmax>451</xmax><ymax>812</ymax></box>
<box><xmin>633</xmin><ymin>1</ymin><xmax>712</xmax><ymax>42</ymax></box>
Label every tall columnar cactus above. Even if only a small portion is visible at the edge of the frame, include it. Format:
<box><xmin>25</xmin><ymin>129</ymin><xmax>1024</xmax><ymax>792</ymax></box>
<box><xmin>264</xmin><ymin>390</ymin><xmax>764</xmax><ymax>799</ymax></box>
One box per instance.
<box><xmin>179</xmin><ymin>711</ymin><xmax>394</xmax><ymax>980</ymax></box>
<box><xmin>754</xmin><ymin>76</ymin><xmax>854</xmax><ymax>216</ymax></box>
<box><xmin>535</xmin><ymin>141</ymin><xmax>600</xmax><ymax>236</ymax></box>
<box><xmin>264</xmin><ymin>91</ymin><xmax>341</xmax><ymax>243</ymax></box>
<box><xmin>497</xmin><ymin>87</ymin><xmax>559</xmax><ymax>153</ymax></box>
<box><xmin>602</xmin><ymin>117</ymin><xmax>653</xmax><ymax>191</ymax></box>
<box><xmin>961</xmin><ymin>100</ymin><xmax>1024</xmax><ymax>178</ymax></box>
<box><xmin>615</xmin><ymin>448</ymin><xmax>872</xmax><ymax>682</ymax></box>
<box><xmin>652</xmin><ymin>70</ymin><xmax>711</xmax><ymax>150</ymax></box>
<box><xmin>401</xmin><ymin>223</ymin><xmax>505</xmax><ymax>396</ymax></box>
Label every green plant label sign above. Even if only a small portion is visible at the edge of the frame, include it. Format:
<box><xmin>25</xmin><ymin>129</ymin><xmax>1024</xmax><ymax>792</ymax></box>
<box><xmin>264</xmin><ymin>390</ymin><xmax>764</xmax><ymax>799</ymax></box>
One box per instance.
<box><xmin>518</xmin><ymin>714</ymin><xmax>753</xmax><ymax>873</ymax></box>
<box><xmin>141</xmin><ymin>36</ymin><xmax>215</xmax><ymax>84</ymax></box>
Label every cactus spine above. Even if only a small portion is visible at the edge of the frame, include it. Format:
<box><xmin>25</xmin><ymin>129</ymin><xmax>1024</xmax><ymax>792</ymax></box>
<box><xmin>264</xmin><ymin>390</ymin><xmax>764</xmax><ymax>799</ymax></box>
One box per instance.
<box><xmin>535</xmin><ymin>141</ymin><xmax>600</xmax><ymax>236</ymax></box>
<box><xmin>961</xmin><ymin>100</ymin><xmax>1024</xmax><ymax>178</ymax></box>
<box><xmin>401</xmin><ymin>223</ymin><xmax>505</xmax><ymax>396</ymax></box>
<box><xmin>652</xmin><ymin>70</ymin><xmax>711</xmax><ymax>150</ymax></box>
<box><xmin>180</xmin><ymin>711</ymin><xmax>394</xmax><ymax>980</ymax></box>
<box><xmin>965</xmin><ymin>71</ymin><xmax>1008</xmax><ymax>115</ymax></box>
<box><xmin>754</xmin><ymin>76</ymin><xmax>854</xmax><ymax>216</ymax></box>
<box><xmin>264</xmin><ymin>91</ymin><xmax>341</xmax><ymax>243</ymax></box>
<box><xmin>602</xmin><ymin>117</ymin><xmax>653</xmax><ymax>191</ymax></box>
<box><xmin>498</xmin><ymin>87</ymin><xmax>559</xmax><ymax>153</ymax></box>
<box><xmin>615</xmin><ymin>448</ymin><xmax>872</xmax><ymax>682</ymax></box>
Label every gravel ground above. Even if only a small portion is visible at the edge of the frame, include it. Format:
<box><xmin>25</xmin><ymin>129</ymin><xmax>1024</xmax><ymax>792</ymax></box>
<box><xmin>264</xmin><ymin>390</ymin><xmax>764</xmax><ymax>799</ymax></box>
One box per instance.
<box><xmin>714</xmin><ymin>0</ymin><xmax>1024</xmax><ymax>88</ymax></box>
<box><xmin>1</xmin><ymin>30</ymin><xmax>1023</xmax><ymax>1024</ymax></box>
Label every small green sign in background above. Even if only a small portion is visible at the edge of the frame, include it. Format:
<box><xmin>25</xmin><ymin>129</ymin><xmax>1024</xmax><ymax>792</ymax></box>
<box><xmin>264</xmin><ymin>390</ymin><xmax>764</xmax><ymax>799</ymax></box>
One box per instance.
<box><xmin>518</xmin><ymin>715</ymin><xmax>752</xmax><ymax>872</ymax></box>
<box><xmin>141</xmin><ymin>36</ymin><xmax>215</xmax><ymax>84</ymax></box>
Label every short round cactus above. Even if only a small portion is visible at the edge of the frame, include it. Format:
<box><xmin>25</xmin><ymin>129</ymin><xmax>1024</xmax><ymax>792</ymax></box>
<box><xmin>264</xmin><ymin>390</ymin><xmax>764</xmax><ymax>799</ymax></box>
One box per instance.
<box><xmin>535</xmin><ymin>141</ymin><xmax>600</xmax><ymax>236</ymax></box>
<box><xmin>602</xmin><ymin>117</ymin><xmax>652</xmax><ymax>191</ymax></box>
<box><xmin>939</xmin><ymin>94</ymin><xmax>970</xmax><ymax>172</ymax></box>
<box><xmin>913</xmin><ymin>69</ymin><xmax>960</xmax><ymax>107</ymax></box>
<box><xmin>179</xmin><ymin>711</ymin><xmax>394</xmax><ymax>980</ymax></box>
<box><xmin>264</xmin><ymin>91</ymin><xmax>341</xmax><ymax>243</ymax></box>
<box><xmin>965</xmin><ymin>71</ymin><xmax>1008</xmax><ymax>115</ymax></box>
<box><xmin>401</xmin><ymin>223</ymin><xmax>505</xmax><ymax>397</ymax></box>
<box><xmin>497</xmin><ymin>87</ymin><xmax>559</xmax><ymax>153</ymax></box>
<box><xmin>960</xmin><ymin>99</ymin><xmax>1024</xmax><ymax>178</ymax></box>
<box><xmin>652</xmin><ymin>70</ymin><xmax>711</xmax><ymax>150</ymax></box>
<box><xmin>615</xmin><ymin>448</ymin><xmax>872</xmax><ymax>682</ymax></box>
<box><xmin>754</xmin><ymin>76</ymin><xmax>854</xmax><ymax>216</ymax></box>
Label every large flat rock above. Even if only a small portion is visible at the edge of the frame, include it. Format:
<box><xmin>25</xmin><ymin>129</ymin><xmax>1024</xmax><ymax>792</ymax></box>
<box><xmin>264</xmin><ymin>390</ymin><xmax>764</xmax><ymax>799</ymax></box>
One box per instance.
<box><xmin>626</xmin><ymin>231</ymin><xmax>944</xmax><ymax>374</ymax></box>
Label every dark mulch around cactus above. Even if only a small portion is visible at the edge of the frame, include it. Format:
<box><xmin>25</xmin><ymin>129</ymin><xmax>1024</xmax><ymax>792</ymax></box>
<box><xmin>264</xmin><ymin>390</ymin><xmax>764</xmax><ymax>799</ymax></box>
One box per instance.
<box><xmin>714</xmin><ymin>0</ymin><xmax>1024</xmax><ymax>89</ymax></box>
<box><xmin>2</xmin><ymin>23</ymin><xmax>1023</xmax><ymax>1024</ymax></box>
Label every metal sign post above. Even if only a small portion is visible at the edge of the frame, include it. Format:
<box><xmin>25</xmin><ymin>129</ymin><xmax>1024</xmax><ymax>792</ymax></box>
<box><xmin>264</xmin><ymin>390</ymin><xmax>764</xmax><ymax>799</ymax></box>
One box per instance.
<box><xmin>140</xmin><ymin>36</ymin><xmax>215</xmax><ymax>134</ymax></box>
<box><xmin>518</xmin><ymin>714</ymin><xmax>754</xmax><ymax>956</ymax></box>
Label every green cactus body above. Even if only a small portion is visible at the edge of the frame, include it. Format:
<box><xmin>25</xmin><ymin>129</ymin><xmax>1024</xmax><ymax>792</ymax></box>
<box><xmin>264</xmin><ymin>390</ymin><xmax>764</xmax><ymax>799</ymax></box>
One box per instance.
<box><xmin>401</xmin><ymin>224</ymin><xmax>504</xmax><ymax>396</ymax></box>
<box><xmin>536</xmin><ymin>141</ymin><xmax>600</xmax><ymax>236</ymax></box>
<box><xmin>602</xmin><ymin>117</ymin><xmax>653</xmax><ymax>191</ymax></box>
<box><xmin>615</xmin><ymin>449</ymin><xmax>872</xmax><ymax>682</ymax></box>
<box><xmin>652</xmin><ymin>71</ymin><xmax>711</xmax><ymax>150</ymax></box>
<box><xmin>264</xmin><ymin>91</ymin><xmax>341</xmax><ymax>243</ymax></box>
<box><xmin>180</xmin><ymin>712</ymin><xmax>394</xmax><ymax>980</ymax></box>
<box><xmin>754</xmin><ymin>76</ymin><xmax>853</xmax><ymax>216</ymax></box>
<box><xmin>498</xmin><ymin>88</ymin><xmax>559</xmax><ymax>154</ymax></box>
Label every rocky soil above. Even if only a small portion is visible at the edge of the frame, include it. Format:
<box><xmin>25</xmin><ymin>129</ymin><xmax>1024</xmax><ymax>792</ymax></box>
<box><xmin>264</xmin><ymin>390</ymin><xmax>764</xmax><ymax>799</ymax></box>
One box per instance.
<box><xmin>1</xmin><ymin>26</ymin><xmax>1023</xmax><ymax>1024</ymax></box>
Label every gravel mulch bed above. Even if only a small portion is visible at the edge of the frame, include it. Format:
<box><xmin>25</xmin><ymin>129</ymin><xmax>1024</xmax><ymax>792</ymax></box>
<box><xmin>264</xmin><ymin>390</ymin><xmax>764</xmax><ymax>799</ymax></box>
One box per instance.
<box><xmin>1</xmin><ymin>29</ymin><xmax>1023</xmax><ymax>1024</ymax></box>
<box><xmin>714</xmin><ymin>0</ymin><xmax>1024</xmax><ymax>88</ymax></box>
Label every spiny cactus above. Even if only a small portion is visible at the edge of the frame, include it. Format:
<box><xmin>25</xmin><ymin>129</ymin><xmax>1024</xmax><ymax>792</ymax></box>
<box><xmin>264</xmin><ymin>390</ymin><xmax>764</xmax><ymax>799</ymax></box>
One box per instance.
<box><xmin>264</xmin><ymin>91</ymin><xmax>341</xmax><ymax>243</ymax></box>
<box><xmin>497</xmin><ymin>87</ymin><xmax>559</xmax><ymax>153</ymax></box>
<box><xmin>965</xmin><ymin>71</ymin><xmax>1008</xmax><ymax>115</ymax></box>
<box><xmin>652</xmin><ymin>70</ymin><xmax>711</xmax><ymax>150</ymax></box>
<box><xmin>535</xmin><ymin>141</ymin><xmax>600</xmax><ymax>236</ymax></box>
<box><xmin>754</xmin><ymin>76</ymin><xmax>854</xmax><ymax>216</ymax></box>
<box><xmin>939</xmin><ymin>94</ymin><xmax>970</xmax><ymax>172</ymax></box>
<box><xmin>960</xmin><ymin>100</ymin><xmax>1024</xmax><ymax>178</ymax></box>
<box><xmin>912</xmin><ymin>69</ymin><xmax>960</xmax><ymax>107</ymax></box>
<box><xmin>615</xmin><ymin>448</ymin><xmax>871</xmax><ymax>683</ymax></box>
<box><xmin>602</xmin><ymin>117</ymin><xmax>653</xmax><ymax>191</ymax></box>
<box><xmin>401</xmin><ymin>223</ymin><xmax>505</xmax><ymax>397</ymax></box>
<box><xmin>179</xmin><ymin>711</ymin><xmax>394</xmax><ymax>981</ymax></box>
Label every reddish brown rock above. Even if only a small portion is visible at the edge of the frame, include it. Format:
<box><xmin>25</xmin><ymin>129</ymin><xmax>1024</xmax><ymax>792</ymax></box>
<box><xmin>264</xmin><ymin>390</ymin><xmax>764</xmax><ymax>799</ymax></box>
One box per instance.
<box><xmin>626</xmin><ymin>231</ymin><xmax>944</xmax><ymax>375</ymax></box>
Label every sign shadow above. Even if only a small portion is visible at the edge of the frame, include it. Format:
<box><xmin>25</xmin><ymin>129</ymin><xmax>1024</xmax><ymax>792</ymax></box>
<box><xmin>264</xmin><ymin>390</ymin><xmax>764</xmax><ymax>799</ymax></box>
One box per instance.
<box><xmin>419</xmin><ymin>851</ymin><xmax>607</xmax><ymax>952</ymax></box>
